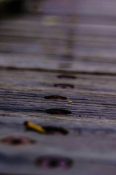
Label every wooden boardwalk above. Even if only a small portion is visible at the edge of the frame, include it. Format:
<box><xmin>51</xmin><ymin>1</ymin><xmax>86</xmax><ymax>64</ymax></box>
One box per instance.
<box><xmin>1</xmin><ymin>7</ymin><xmax>116</xmax><ymax>175</ymax></box>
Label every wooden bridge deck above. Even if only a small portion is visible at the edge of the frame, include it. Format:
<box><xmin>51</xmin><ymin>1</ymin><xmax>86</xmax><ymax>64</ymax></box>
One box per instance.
<box><xmin>0</xmin><ymin>11</ymin><xmax>116</xmax><ymax>175</ymax></box>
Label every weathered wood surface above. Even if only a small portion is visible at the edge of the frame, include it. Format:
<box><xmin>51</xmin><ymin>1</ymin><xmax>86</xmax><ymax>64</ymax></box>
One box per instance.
<box><xmin>0</xmin><ymin>15</ymin><xmax>116</xmax><ymax>73</ymax></box>
<box><xmin>0</xmin><ymin>69</ymin><xmax>116</xmax><ymax>174</ymax></box>
<box><xmin>1</xmin><ymin>3</ymin><xmax>116</xmax><ymax>174</ymax></box>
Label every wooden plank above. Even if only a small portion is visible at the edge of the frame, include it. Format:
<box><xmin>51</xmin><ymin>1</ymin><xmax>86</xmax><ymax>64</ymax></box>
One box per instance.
<box><xmin>1</xmin><ymin>2</ymin><xmax>116</xmax><ymax>174</ymax></box>
<box><xmin>0</xmin><ymin>70</ymin><xmax>116</xmax><ymax>174</ymax></box>
<box><xmin>0</xmin><ymin>15</ymin><xmax>116</xmax><ymax>73</ymax></box>
<box><xmin>1</xmin><ymin>69</ymin><xmax>116</xmax><ymax>93</ymax></box>
<box><xmin>0</xmin><ymin>53</ymin><xmax>116</xmax><ymax>74</ymax></box>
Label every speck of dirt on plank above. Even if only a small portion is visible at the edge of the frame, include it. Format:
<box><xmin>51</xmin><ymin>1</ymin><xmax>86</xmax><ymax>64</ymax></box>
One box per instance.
<box><xmin>44</xmin><ymin>95</ymin><xmax>67</xmax><ymax>100</ymax></box>
<box><xmin>45</xmin><ymin>108</ymin><xmax>72</xmax><ymax>115</ymax></box>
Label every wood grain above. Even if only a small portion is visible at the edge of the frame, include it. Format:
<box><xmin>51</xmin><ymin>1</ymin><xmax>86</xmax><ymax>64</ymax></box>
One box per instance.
<box><xmin>1</xmin><ymin>9</ymin><xmax>116</xmax><ymax>175</ymax></box>
<box><xmin>0</xmin><ymin>15</ymin><xmax>116</xmax><ymax>73</ymax></box>
<box><xmin>0</xmin><ymin>73</ymin><xmax>116</xmax><ymax>167</ymax></box>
